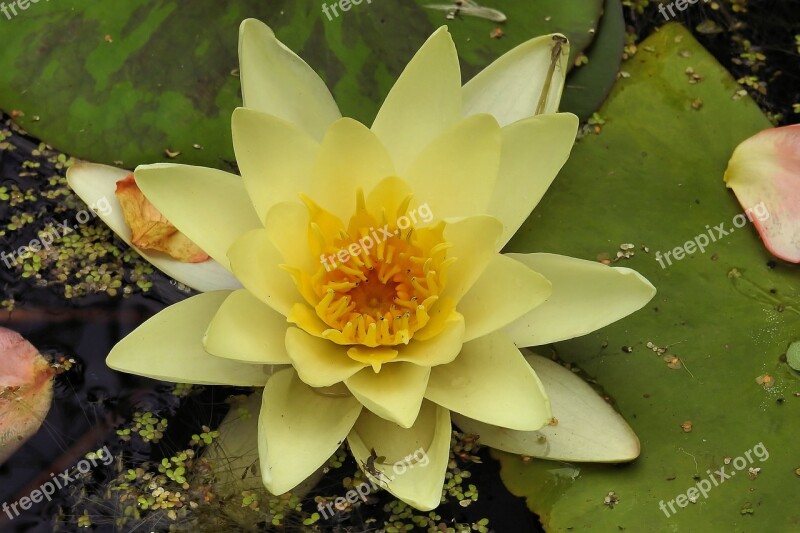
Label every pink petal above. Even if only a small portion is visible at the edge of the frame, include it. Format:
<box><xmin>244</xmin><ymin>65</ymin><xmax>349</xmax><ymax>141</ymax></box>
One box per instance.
<box><xmin>0</xmin><ymin>328</ymin><xmax>55</xmax><ymax>464</ymax></box>
<box><xmin>724</xmin><ymin>124</ymin><xmax>800</xmax><ymax>263</ymax></box>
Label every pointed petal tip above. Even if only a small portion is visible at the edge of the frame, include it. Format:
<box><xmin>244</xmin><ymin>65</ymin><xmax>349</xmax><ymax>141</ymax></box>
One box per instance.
<box><xmin>611</xmin><ymin>266</ymin><xmax>657</xmax><ymax>297</ymax></box>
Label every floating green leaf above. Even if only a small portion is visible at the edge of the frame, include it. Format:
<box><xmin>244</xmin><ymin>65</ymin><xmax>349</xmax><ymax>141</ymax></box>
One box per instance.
<box><xmin>499</xmin><ymin>23</ymin><xmax>800</xmax><ymax>531</ymax></box>
<box><xmin>0</xmin><ymin>0</ymin><xmax>602</xmax><ymax>169</ymax></box>
<box><xmin>559</xmin><ymin>0</ymin><xmax>625</xmax><ymax>120</ymax></box>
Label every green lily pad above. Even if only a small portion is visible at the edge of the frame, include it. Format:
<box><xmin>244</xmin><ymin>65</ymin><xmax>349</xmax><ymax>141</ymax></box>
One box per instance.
<box><xmin>0</xmin><ymin>0</ymin><xmax>601</xmax><ymax>169</ymax></box>
<box><xmin>499</xmin><ymin>23</ymin><xmax>800</xmax><ymax>531</ymax></box>
<box><xmin>559</xmin><ymin>0</ymin><xmax>625</xmax><ymax>120</ymax></box>
<box><xmin>787</xmin><ymin>342</ymin><xmax>800</xmax><ymax>372</ymax></box>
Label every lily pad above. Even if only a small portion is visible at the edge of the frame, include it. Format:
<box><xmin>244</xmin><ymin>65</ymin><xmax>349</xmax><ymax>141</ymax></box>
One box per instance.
<box><xmin>0</xmin><ymin>0</ymin><xmax>601</xmax><ymax>169</ymax></box>
<box><xmin>499</xmin><ymin>23</ymin><xmax>800</xmax><ymax>531</ymax></box>
<box><xmin>787</xmin><ymin>342</ymin><xmax>800</xmax><ymax>372</ymax></box>
<box><xmin>559</xmin><ymin>0</ymin><xmax>625</xmax><ymax>120</ymax></box>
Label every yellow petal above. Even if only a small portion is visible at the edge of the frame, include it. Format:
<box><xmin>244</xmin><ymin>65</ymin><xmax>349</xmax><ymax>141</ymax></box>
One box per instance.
<box><xmin>107</xmin><ymin>292</ymin><xmax>273</xmax><ymax>386</ymax></box>
<box><xmin>425</xmin><ymin>330</ymin><xmax>550</xmax><ymax>431</ymax></box>
<box><xmin>488</xmin><ymin>113</ymin><xmax>579</xmax><ymax>246</ymax></box>
<box><xmin>451</xmin><ymin>352</ymin><xmax>640</xmax><ymax>462</ymax></box>
<box><xmin>227</xmin><ymin>229</ymin><xmax>302</xmax><ymax>317</ymax></box>
<box><xmin>441</xmin><ymin>216</ymin><xmax>503</xmax><ymax>303</ymax></box>
<box><xmin>411</xmin><ymin>297</ymin><xmax>458</xmax><ymax>343</ymax></box>
<box><xmin>285</xmin><ymin>327</ymin><xmax>368</xmax><ymax>387</ymax></box>
<box><xmin>405</xmin><ymin>114</ymin><xmax>501</xmax><ymax>220</ymax></box>
<box><xmin>458</xmin><ymin>254</ymin><xmax>552</xmax><ymax>342</ymax></box>
<box><xmin>204</xmin><ymin>289</ymin><xmax>291</xmax><ymax>365</ymax></box>
<box><xmin>259</xmin><ymin>369</ymin><xmax>362</xmax><ymax>494</ymax></box>
<box><xmin>504</xmin><ymin>253</ymin><xmax>656</xmax><ymax>346</ymax></box>
<box><xmin>372</xmin><ymin>27</ymin><xmax>461</xmax><ymax>173</ymax></box>
<box><xmin>66</xmin><ymin>162</ymin><xmax>239</xmax><ymax>292</ymax></box>
<box><xmin>231</xmin><ymin>107</ymin><xmax>319</xmax><ymax>222</ymax></box>
<box><xmin>238</xmin><ymin>19</ymin><xmax>341</xmax><ymax>140</ymax></box>
<box><xmin>287</xmin><ymin>302</ymin><xmax>330</xmax><ymax>337</ymax></box>
<box><xmin>346</xmin><ymin>346</ymin><xmax>399</xmax><ymax>372</ymax></box>
<box><xmin>345</xmin><ymin>363</ymin><xmax>430</xmax><ymax>428</ymax></box>
<box><xmin>263</xmin><ymin>201</ymin><xmax>317</xmax><ymax>273</ymax></box>
<box><xmin>365</xmin><ymin>176</ymin><xmax>415</xmax><ymax>224</ymax></box>
<box><xmin>395</xmin><ymin>312</ymin><xmax>465</xmax><ymax>366</ymax></box>
<box><xmin>348</xmin><ymin>401</ymin><xmax>450</xmax><ymax>511</ymax></box>
<box><xmin>462</xmin><ymin>33</ymin><xmax>569</xmax><ymax>125</ymax></box>
<box><xmin>114</xmin><ymin>175</ymin><xmax>209</xmax><ymax>262</ymax></box>
<box><xmin>308</xmin><ymin>118</ymin><xmax>395</xmax><ymax>220</ymax></box>
<box><xmin>133</xmin><ymin>163</ymin><xmax>262</xmax><ymax>271</ymax></box>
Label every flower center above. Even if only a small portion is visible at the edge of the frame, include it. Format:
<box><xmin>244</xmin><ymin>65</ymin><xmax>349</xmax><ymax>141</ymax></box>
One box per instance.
<box><xmin>301</xmin><ymin>191</ymin><xmax>453</xmax><ymax>348</ymax></box>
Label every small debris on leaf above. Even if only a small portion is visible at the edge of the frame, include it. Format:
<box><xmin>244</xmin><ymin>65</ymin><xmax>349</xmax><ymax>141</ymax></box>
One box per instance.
<box><xmin>756</xmin><ymin>373</ymin><xmax>775</xmax><ymax>389</ymax></box>
<box><xmin>603</xmin><ymin>491</ymin><xmax>619</xmax><ymax>508</ymax></box>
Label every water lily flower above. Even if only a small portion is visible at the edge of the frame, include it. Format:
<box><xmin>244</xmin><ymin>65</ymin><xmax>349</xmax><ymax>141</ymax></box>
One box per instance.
<box><xmin>724</xmin><ymin>124</ymin><xmax>800</xmax><ymax>263</ymax></box>
<box><xmin>0</xmin><ymin>328</ymin><xmax>54</xmax><ymax>465</ymax></box>
<box><xmin>67</xmin><ymin>19</ymin><xmax>656</xmax><ymax>510</ymax></box>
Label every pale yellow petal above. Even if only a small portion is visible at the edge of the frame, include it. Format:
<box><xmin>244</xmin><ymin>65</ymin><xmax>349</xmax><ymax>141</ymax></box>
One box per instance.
<box><xmin>259</xmin><ymin>369</ymin><xmax>362</xmax><ymax>494</ymax></box>
<box><xmin>425</xmin><ymin>330</ymin><xmax>550</xmax><ymax>431</ymax></box>
<box><xmin>239</xmin><ymin>19</ymin><xmax>341</xmax><ymax>140</ymax></box>
<box><xmin>308</xmin><ymin>118</ymin><xmax>395</xmax><ymax>220</ymax></box>
<box><xmin>451</xmin><ymin>352</ymin><xmax>640</xmax><ymax>462</ymax></box>
<box><xmin>462</xmin><ymin>33</ymin><xmax>569</xmax><ymax>125</ymax></box>
<box><xmin>107</xmin><ymin>291</ymin><xmax>272</xmax><ymax>386</ymax></box>
<box><xmin>231</xmin><ymin>107</ymin><xmax>319</xmax><ymax>222</ymax></box>
<box><xmin>285</xmin><ymin>327</ymin><xmax>367</xmax><ymax>387</ymax></box>
<box><xmin>395</xmin><ymin>312</ymin><xmax>465</xmax><ymax>366</ymax></box>
<box><xmin>504</xmin><ymin>253</ymin><xmax>656</xmax><ymax>346</ymax></box>
<box><xmin>263</xmin><ymin>201</ymin><xmax>317</xmax><ymax>273</ymax></box>
<box><xmin>133</xmin><ymin>163</ymin><xmax>262</xmax><ymax>271</ymax></box>
<box><xmin>204</xmin><ymin>289</ymin><xmax>291</xmax><ymax>365</ymax></box>
<box><xmin>441</xmin><ymin>216</ymin><xmax>503</xmax><ymax>303</ymax></box>
<box><xmin>405</xmin><ymin>114</ymin><xmax>501</xmax><ymax>220</ymax></box>
<box><xmin>345</xmin><ymin>363</ymin><xmax>430</xmax><ymax>428</ymax></box>
<box><xmin>365</xmin><ymin>176</ymin><xmax>415</xmax><ymax>223</ymax></box>
<box><xmin>227</xmin><ymin>229</ymin><xmax>302</xmax><ymax>317</ymax></box>
<box><xmin>348</xmin><ymin>401</ymin><xmax>450</xmax><ymax>511</ymax></box>
<box><xmin>372</xmin><ymin>27</ymin><xmax>461</xmax><ymax>173</ymax></box>
<box><xmin>488</xmin><ymin>113</ymin><xmax>579</xmax><ymax>246</ymax></box>
<box><xmin>66</xmin><ymin>162</ymin><xmax>240</xmax><ymax>292</ymax></box>
<box><xmin>459</xmin><ymin>254</ymin><xmax>552</xmax><ymax>342</ymax></box>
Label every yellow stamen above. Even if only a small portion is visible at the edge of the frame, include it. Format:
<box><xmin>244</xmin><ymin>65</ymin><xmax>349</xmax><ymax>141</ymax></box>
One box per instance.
<box><xmin>289</xmin><ymin>189</ymin><xmax>453</xmax><ymax>369</ymax></box>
